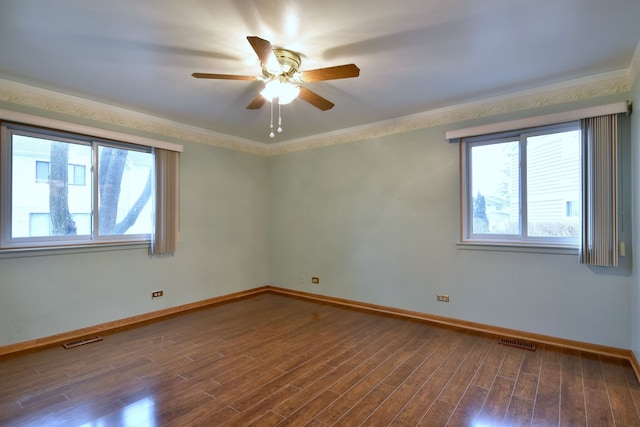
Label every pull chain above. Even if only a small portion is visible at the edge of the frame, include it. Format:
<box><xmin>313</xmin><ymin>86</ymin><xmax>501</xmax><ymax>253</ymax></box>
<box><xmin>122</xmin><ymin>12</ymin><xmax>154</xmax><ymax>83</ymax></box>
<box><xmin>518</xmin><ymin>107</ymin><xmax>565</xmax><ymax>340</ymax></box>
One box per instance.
<box><xmin>268</xmin><ymin>98</ymin><xmax>285</xmax><ymax>138</ymax></box>
<box><xmin>269</xmin><ymin>100</ymin><xmax>275</xmax><ymax>138</ymax></box>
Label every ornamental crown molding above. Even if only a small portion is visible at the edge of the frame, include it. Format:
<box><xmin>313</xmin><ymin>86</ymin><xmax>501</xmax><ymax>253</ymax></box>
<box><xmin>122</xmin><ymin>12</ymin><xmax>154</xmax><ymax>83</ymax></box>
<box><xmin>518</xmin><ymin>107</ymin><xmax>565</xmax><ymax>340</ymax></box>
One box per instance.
<box><xmin>630</xmin><ymin>40</ymin><xmax>640</xmax><ymax>89</ymax></box>
<box><xmin>0</xmin><ymin>63</ymin><xmax>634</xmax><ymax>157</ymax></box>
<box><xmin>0</xmin><ymin>79</ymin><xmax>269</xmax><ymax>156</ymax></box>
<box><xmin>268</xmin><ymin>69</ymin><xmax>631</xmax><ymax>155</ymax></box>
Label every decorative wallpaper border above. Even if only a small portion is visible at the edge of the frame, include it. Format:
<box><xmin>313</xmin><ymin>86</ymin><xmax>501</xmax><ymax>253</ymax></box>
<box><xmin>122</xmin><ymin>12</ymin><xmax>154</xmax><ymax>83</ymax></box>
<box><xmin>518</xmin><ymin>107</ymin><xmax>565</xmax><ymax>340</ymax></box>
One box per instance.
<box><xmin>0</xmin><ymin>80</ymin><xmax>270</xmax><ymax>157</ymax></box>
<box><xmin>1</xmin><ymin>43</ymin><xmax>638</xmax><ymax>157</ymax></box>
<box><xmin>630</xmin><ymin>41</ymin><xmax>640</xmax><ymax>90</ymax></box>
<box><xmin>269</xmin><ymin>70</ymin><xmax>632</xmax><ymax>156</ymax></box>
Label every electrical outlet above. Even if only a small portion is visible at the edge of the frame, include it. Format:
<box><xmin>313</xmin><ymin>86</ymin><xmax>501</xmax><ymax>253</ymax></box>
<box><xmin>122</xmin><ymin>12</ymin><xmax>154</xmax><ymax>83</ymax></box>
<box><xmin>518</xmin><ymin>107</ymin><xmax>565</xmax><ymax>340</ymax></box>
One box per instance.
<box><xmin>437</xmin><ymin>294</ymin><xmax>449</xmax><ymax>302</ymax></box>
<box><xmin>300</xmin><ymin>275</ymin><xmax>305</xmax><ymax>284</ymax></box>
<box><xmin>311</xmin><ymin>277</ymin><xmax>320</xmax><ymax>284</ymax></box>
<box><xmin>151</xmin><ymin>290</ymin><xmax>164</xmax><ymax>299</ymax></box>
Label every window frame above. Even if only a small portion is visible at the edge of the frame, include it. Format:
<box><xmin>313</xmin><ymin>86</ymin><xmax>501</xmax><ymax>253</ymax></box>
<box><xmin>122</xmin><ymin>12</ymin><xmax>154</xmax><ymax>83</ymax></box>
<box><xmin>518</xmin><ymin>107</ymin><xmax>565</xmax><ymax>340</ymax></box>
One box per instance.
<box><xmin>460</xmin><ymin>121</ymin><xmax>581</xmax><ymax>249</ymax></box>
<box><xmin>0</xmin><ymin>122</ymin><xmax>154</xmax><ymax>250</ymax></box>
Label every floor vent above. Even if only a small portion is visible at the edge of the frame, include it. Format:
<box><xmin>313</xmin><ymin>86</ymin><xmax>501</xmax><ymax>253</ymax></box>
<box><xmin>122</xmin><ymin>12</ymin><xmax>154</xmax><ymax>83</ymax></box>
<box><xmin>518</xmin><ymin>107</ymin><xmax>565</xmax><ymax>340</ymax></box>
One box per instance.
<box><xmin>498</xmin><ymin>337</ymin><xmax>536</xmax><ymax>351</ymax></box>
<box><xmin>62</xmin><ymin>336</ymin><xmax>103</xmax><ymax>349</ymax></box>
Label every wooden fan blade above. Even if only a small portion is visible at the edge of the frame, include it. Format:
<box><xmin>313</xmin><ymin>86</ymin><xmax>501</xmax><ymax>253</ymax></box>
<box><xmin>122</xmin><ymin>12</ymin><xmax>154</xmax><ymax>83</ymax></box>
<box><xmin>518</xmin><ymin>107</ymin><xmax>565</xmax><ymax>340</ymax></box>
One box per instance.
<box><xmin>246</xmin><ymin>36</ymin><xmax>280</xmax><ymax>72</ymax></box>
<box><xmin>192</xmin><ymin>73</ymin><xmax>256</xmax><ymax>81</ymax></box>
<box><xmin>246</xmin><ymin>94</ymin><xmax>267</xmax><ymax>109</ymax></box>
<box><xmin>298</xmin><ymin>87</ymin><xmax>334</xmax><ymax>111</ymax></box>
<box><xmin>301</xmin><ymin>64</ymin><xmax>360</xmax><ymax>82</ymax></box>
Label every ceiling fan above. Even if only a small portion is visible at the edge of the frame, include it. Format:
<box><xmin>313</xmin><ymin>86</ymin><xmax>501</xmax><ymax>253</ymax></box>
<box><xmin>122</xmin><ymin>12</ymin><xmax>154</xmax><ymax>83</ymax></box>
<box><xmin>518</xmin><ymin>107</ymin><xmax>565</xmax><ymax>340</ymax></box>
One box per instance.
<box><xmin>192</xmin><ymin>36</ymin><xmax>360</xmax><ymax>112</ymax></box>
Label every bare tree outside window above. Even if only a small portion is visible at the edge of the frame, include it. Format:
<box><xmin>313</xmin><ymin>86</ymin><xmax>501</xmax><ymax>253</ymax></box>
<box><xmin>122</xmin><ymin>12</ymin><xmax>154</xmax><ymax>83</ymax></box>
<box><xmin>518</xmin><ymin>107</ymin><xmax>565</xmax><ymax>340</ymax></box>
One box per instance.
<box><xmin>97</xmin><ymin>146</ymin><xmax>152</xmax><ymax>236</ymax></box>
<box><xmin>49</xmin><ymin>142</ymin><xmax>77</xmax><ymax>236</ymax></box>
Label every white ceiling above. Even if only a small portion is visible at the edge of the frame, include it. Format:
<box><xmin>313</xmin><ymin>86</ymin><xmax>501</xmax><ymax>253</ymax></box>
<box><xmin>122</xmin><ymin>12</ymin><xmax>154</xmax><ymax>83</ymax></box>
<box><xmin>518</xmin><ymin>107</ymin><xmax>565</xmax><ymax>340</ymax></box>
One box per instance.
<box><xmin>1</xmin><ymin>0</ymin><xmax>639</xmax><ymax>145</ymax></box>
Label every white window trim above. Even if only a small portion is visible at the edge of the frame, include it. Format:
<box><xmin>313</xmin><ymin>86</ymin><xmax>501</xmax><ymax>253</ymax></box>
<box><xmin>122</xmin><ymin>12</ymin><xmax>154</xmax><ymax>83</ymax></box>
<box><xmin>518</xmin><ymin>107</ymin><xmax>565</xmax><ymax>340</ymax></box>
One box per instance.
<box><xmin>0</xmin><ymin>108</ymin><xmax>183</xmax><ymax>153</ymax></box>
<box><xmin>456</xmin><ymin>241</ymin><xmax>578</xmax><ymax>255</ymax></box>
<box><xmin>0</xmin><ymin>241</ymin><xmax>149</xmax><ymax>259</ymax></box>
<box><xmin>446</xmin><ymin>101</ymin><xmax>629</xmax><ymax>141</ymax></box>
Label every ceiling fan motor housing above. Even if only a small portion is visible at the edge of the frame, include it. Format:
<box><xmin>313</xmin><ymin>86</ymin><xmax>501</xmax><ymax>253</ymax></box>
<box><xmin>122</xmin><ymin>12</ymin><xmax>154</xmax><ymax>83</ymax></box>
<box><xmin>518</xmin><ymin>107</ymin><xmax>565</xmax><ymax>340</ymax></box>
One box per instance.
<box><xmin>268</xmin><ymin>49</ymin><xmax>301</xmax><ymax>76</ymax></box>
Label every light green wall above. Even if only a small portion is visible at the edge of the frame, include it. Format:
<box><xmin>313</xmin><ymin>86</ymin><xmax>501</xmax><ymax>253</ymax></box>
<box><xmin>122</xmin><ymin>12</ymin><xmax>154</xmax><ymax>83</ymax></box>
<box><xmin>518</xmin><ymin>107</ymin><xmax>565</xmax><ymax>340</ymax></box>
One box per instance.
<box><xmin>0</xmin><ymin>91</ymin><xmax>635</xmax><ymax>351</ymax></box>
<box><xmin>0</xmin><ymin>138</ymin><xmax>270</xmax><ymax>347</ymax></box>
<box><xmin>269</xmin><ymin>96</ymin><xmax>633</xmax><ymax>349</ymax></box>
<box><xmin>632</xmin><ymin>74</ymin><xmax>640</xmax><ymax>357</ymax></box>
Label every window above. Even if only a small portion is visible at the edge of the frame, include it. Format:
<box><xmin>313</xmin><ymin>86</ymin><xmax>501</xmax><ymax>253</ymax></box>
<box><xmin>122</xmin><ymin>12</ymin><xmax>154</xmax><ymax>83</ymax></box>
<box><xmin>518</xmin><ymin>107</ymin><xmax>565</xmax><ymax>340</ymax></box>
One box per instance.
<box><xmin>461</xmin><ymin>122</ymin><xmax>581</xmax><ymax>247</ymax></box>
<box><xmin>35</xmin><ymin>160</ymin><xmax>49</xmax><ymax>183</ymax></box>
<box><xmin>1</xmin><ymin>123</ymin><xmax>154</xmax><ymax>249</ymax></box>
<box><xmin>566</xmin><ymin>200</ymin><xmax>579</xmax><ymax>217</ymax></box>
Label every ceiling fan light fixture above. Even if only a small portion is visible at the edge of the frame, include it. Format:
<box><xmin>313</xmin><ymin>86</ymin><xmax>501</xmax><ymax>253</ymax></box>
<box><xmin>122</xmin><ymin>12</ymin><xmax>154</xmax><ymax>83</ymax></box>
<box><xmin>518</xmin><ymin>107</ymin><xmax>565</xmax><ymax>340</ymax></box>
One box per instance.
<box><xmin>260</xmin><ymin>80</ymin><xmax>279</xmax><ymax>101</ymax></box>
<box><xmin>260</xmin><ymin>80</ymin><xmax>300</xmax><ymax>104</ymax></box>
<box><xmin>277</xmin><ymin>83</ymin><xmax>300</xmax><ymax>105</ymax></box>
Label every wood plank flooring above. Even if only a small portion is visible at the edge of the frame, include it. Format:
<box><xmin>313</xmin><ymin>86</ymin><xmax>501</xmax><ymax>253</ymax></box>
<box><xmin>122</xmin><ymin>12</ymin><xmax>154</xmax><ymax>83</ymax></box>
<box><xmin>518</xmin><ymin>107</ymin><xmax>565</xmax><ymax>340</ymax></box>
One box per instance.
<box><xmin>1</xmin><ymin>293</ymin><xmax>639</xmax><ymax>426</ymax></box>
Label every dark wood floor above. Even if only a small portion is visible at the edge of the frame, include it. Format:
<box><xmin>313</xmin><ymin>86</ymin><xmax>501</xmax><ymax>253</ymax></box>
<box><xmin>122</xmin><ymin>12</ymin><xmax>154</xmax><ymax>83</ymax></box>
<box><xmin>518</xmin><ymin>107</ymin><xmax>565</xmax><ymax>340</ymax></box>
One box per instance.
<box><xmin>1</xmin><ymin>293</ymin><xmax>639</xmax><ymax>426</ymax></box>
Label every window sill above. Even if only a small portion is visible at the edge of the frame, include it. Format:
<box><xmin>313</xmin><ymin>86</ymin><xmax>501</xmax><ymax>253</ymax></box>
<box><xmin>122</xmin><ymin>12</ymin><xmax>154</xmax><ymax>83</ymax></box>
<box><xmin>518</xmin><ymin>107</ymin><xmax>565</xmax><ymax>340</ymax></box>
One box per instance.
<box><xmin>456</xmin><ymin>241</ymin><xmax>578</xmax><ymax>255</ymax></box>
<box><xmin>0</xmin><ymin>241</ymin><xmax>150</xmax><ymax>259</ymax></box>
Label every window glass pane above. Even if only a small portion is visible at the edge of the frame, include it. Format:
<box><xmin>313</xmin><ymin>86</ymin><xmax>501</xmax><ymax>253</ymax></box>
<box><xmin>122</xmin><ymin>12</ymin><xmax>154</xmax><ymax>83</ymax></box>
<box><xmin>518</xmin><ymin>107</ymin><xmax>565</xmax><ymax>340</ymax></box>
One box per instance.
<box><xmin>98</xmin><ymin>146</ymin><xmax>153</xmax><ymax>236</ymax></box>
<box><xmin>12</xmin><ymin>135</ymin><xmax>92</xmax><ymax>238</ymax></box>
<box><xmin>67</xmin><ymin>164</ymin><xmax>86</xmax><ymax>186</ymax></box>
<box><xmin>74</xmin><ymin>165</ymin><xmax>86</xmax><ymax>186</ymax></box>
<box><xmin>470</xmin><ymin>141</ymin><xmax>520</xmax><ymax>235</ymax></box>
<box><xmin>29</xmin><ymin>213</ymin><xmax>51</xmax><ymax>235</ymax></box>
<box><xmin>526</xmin><ymin>130</ymin><xmax>580</xmax><ymax>238</ymax></box>
<box><xmin>35</xmin><ymin>161</ymin><xmax>49</xmax><ymax>183</ymax></box>
<box><xmin>28</xmin><ymin>212</ymin><xmax>91</xmax><ymax>235</ymax></box>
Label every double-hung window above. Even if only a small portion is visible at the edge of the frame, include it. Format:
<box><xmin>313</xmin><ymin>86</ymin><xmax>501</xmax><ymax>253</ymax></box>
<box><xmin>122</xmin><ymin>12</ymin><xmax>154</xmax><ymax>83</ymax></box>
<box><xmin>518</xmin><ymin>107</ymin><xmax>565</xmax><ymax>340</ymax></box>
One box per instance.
<box><xmin>460</xmin><ymin>122</ymin><xmax>581</xmax><ymax>248</ymax></box>
<box><xmin>1</xmin><ymin>123</ymin><xmax>154</xmax><ymax>249</ymax></box>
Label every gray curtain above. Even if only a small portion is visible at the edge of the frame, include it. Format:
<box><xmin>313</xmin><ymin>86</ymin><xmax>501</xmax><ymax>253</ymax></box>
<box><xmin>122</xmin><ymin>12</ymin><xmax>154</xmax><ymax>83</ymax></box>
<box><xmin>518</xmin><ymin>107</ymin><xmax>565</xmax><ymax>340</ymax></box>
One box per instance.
<box><xmin>580</xmin><ymin>115</ymin><xmax>618</xmax><ymax>266</ymax></box>
<box><xmin>152</xmin><ymin>148</ymin><xmax>180</xmax><ymax>254</ymax></box>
